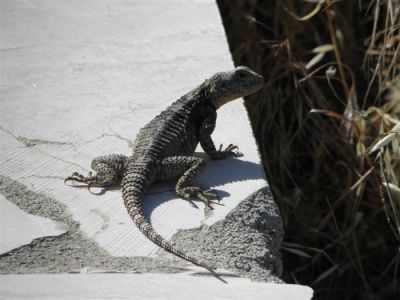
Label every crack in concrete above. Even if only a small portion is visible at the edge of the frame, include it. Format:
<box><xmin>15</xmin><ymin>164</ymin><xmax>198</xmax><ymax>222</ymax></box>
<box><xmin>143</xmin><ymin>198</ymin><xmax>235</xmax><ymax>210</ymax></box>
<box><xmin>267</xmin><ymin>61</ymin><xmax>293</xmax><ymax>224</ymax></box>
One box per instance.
<box><xmin>0</xmin><ymin>124</ymin><xmax>72</xmax><ymax>148</ymax></box>
<box><xmin>0</xmin><ymin>124</ymin><xmax>86</xmax><ymax>172</ymax></box>
<box><xmin>0</xmin><ymin>44</ymin><xmax>48</xmax><ymax>52</ymax></box>
<box><xmin>71</xmin><ymin>132</ymin><xmax>132</xmax><ymax>149</ymax></box>
<box><xmin>0</xmin><ymin>43</ymin><xmax>90</xmax><ymax>52</ymax></box>
<box><xmin>18</xmin><ymin>175</ymin><xmax>65</xmax><ymax>181</ymax></box>
<box><xmin>105</xmin><ymin>129</ymin><xmax>135</xmax><ymax>149</ymax></box>
<box><xmin>35</xmin><ymin>149</ymin><xmax>87</xmax><ymax>172</ymax></box>
<box><xmin>16</xmin><ymin>136</ymin><xmax>71</xmax><ymax>147</ymax></box>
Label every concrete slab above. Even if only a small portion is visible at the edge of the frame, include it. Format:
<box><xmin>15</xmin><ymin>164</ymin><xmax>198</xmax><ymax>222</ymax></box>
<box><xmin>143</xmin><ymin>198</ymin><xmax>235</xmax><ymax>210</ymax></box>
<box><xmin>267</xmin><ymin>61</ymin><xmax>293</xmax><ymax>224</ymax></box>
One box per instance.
<box><xmin>0</xmin><ymin>176</ymin><xmax>283</xmax><ymax>284</ymax></box>
<box><xmin>0</xmin><ymin>0</ymin><xmax>314</xmax><ymax>297</ymax></box>
<box><xmin>0</xmin><ymin>194</ymin><xmax>67</xmax><ymax>255</ymax></box>
<box><xmin>0</xmin><ymin>0</ymin><xmax>266</xmax><ymax>257</ymax></box>
<box><xmin>0</xmin><ymin>272</ymin><xmax>314</xmax><ymax>300</ymax></box>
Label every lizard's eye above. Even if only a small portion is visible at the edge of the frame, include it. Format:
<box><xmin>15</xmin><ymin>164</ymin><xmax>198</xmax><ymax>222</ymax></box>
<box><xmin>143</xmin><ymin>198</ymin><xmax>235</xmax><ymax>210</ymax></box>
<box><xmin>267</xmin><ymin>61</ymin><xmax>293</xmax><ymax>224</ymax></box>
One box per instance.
<box><xmin>237</xmin><ymin>71</ymin><xmax>247</xmax><ymax>79</ymax></box>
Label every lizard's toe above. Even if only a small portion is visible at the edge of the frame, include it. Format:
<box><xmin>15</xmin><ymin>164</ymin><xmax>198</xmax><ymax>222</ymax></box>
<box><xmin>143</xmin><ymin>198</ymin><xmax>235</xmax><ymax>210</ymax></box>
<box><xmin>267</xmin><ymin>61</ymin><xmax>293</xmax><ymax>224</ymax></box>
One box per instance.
<box><xmin>178</xmin><ymin>187</ymin><xmax>223</xmax><ymax>209</ymax></box>
<box><xmin>225</xmin><ymin>144</ymin><xmax>243</xmax><ymax>157</ymax></box>
<box><xmin>87</xmin><ymin>180</ymin><xmax>106</xmax><ymax>195</ymax></box>
<box><xmin>216</xmin><ymin>144</ymin><xmax>242</xmax><ymax>158</ymax></box>
<box><xmin>72</xmin><ymin>171</ymin><xmax>88</xmax><ymax>179</ymax></box>
<box><xmin>64</xmin><ymin>171</ymin><xmax>95</xmax><ymax>186</ymax></box>
<box><xmin>65</xmin><ymin>174</ymin><xmax>85</xmax><ymax>184</ymax></box>
<box><xmin>196</xmin><ymin>189</ymin><xmax>224</xmax><ymax>209</ymax></box>
<box><xmin>200</xmin><ymin>189</ymin><xmax>219</xmax><ymax>200</ymax></box>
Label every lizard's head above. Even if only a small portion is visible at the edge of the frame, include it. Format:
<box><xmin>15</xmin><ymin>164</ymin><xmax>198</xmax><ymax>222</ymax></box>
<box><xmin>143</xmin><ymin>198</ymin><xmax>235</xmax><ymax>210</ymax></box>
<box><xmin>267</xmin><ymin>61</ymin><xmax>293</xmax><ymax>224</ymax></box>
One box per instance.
<box><xmin>207</xmin><ymin>66</ymin><xmax>264</xmax><ymax>108</ymax></box>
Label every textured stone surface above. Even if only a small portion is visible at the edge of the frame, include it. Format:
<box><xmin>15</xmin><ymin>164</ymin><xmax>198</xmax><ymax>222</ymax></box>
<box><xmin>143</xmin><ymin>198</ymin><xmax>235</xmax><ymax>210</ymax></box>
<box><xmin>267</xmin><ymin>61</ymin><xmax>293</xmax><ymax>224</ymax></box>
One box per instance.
<box><xmin>0</xmin><ymin>176</ymin><xmax>183</xmax><ymax>274</ymax></box>
<box><xmin>0</xmin><ymin>0</ymin><xmax>276</xmax><ymax>271</ymax></box>
<box><xmin>0</xmin><ymin>178</ymin><xmax>282</xmax><ymax>284</ymax></box>
<box><xmin>0</xmin><ymin>0</ymin><xmax>314</xmax><ymax>297</ymax></box>
<box><xmin>171</xmin><ymin>187</ymin><xmax>283</xmax><ymax>282</ymax></box>
<box><xmin>0</xmin><ymin>0</ymin><xmax>266</xmax><ymax>258</ymax></box>
<box><xmin>0</xmin><ymin>194</ymin><xmax>67</xmax><ymax>255</ymax></box>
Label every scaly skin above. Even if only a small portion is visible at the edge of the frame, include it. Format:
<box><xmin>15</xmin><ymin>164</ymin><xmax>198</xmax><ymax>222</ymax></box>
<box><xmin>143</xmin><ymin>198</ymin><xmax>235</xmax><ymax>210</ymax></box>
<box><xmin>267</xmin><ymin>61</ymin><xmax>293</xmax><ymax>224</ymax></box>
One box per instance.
<box><xmin>65</xmin><ymin>66</ymin><xmax>264</xmax><ymax>270</ymax></box>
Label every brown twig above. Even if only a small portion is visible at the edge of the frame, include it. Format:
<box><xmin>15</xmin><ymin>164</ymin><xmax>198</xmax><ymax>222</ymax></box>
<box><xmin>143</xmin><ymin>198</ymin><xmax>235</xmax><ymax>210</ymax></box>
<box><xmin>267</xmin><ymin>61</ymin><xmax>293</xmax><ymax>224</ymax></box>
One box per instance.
<box><xmin>326</xmin><ymin>1</ymin><xmax>350</xmax><ymax>100</ymax></box>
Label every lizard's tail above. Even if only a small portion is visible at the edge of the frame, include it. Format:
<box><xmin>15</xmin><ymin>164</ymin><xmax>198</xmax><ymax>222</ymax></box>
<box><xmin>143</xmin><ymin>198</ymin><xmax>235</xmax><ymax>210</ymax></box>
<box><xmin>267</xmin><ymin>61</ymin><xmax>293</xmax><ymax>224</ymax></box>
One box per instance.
<box><xmin>122</xmin><ymin>161</ymin><xmax>215</xmax><ymax>271</ymax></box>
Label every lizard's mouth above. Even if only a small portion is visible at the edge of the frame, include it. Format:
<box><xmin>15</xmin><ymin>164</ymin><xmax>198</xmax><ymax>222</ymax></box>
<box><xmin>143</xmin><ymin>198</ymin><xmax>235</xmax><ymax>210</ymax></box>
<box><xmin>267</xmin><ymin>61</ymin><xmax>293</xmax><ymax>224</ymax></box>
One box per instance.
<box><xmin>217</xmin><ymin>82</ymin><xmax>264</xmax><ymax>108</ymax></box>
<box><xmin>245</xmin><ymin>77</ymin><xmax>265</xmax><ymax>95</ymax></box>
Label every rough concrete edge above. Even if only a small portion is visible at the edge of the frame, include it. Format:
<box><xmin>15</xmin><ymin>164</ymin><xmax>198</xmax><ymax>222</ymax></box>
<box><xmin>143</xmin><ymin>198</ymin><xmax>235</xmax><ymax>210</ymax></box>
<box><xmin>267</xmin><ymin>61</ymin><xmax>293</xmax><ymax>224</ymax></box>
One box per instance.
<box><xmin>169</xmin><ymin>186</ymin><xmax>284</xmax><ymax>283</ymax></box>
<box><xmin>0</xmin><ymin>194</ymin><xmax>68</xmax><ymax>255</ymax></box>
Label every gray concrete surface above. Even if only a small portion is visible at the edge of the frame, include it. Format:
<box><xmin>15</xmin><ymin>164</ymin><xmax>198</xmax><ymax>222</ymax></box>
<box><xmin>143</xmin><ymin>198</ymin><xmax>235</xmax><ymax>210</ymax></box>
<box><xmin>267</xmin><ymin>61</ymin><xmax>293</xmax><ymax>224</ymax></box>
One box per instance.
<box><xmin>0</xmin><ymin>193</ymin><xmax>67</xmax><ymax>255</ymax></box>
<box><xmin>0</xmin><ymin>177</ymin><xmax>282</xmax><ymax>283</ymax></box>
<box><xmin>0</xmin><ymin>0</ymin><xmax>266</xmax><ymax>258</ymax></box>
<box><xmin>171</xmin><ymin>187</ymin><xmax>283</xmax><ymax>282</ymax></box>
<box><xmin>0</xmin><ymin>273</ymin><xmax>314</xmax><ymax>300</ymax></box>
<box><xmin>0</xmin><ymin>0</ymin><xmax>313</xmax><ymax>298</ymax></box>
<box><xmin>0</xmin><ymin>176</ymin><xmax>184</xmax><ymax>274</ymax></box>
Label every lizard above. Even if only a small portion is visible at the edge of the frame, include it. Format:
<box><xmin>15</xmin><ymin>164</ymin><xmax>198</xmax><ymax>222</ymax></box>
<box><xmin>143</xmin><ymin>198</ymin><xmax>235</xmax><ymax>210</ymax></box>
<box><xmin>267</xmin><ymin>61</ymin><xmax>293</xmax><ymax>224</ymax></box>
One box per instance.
<box><xmin>65</xmin><ymin>66</ymin><xmax>264</xmax><ymax>271</ymax></box>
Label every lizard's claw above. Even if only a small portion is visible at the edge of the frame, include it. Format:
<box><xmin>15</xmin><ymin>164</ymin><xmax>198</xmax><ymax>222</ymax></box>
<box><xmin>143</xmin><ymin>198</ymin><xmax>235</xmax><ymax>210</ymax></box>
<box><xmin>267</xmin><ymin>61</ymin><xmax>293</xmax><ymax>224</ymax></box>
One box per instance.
<box><xmin>218</xmin><ymin>144</ymin><xmax>243</xmax><ymax>157</ymax></box>
<box><xmin>64</xmin><ymin>171</ymin><xmax>93</xmax><ymax>185</ymax></box>
<box><xmin>179</xmin><ymin>187</ymin><xmax>224</xmax><ymax>209</ymax></box>
<box><xmin>87</xmin><ymin>180</ymin><xmax>104</xmax><ymax>195</ymax></box>
<box><xmin>195</xmin><ymin>188</ymin><xmax>224</xmax><ymax>210</ymax></box>
<box><xmin>65</xmin><ymin>170</ymin><xmax>117</xmax><ymax>194</ymax></box>
<box><xmin>64</xmin><ymin>171</ymin><xmax>101</xmax><ymax>193</ymax></box>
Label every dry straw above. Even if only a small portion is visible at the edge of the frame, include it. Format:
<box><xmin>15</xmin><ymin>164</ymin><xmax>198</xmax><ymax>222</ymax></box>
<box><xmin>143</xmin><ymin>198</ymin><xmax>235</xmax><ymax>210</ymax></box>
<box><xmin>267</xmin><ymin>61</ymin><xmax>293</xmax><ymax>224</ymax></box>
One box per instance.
<box><xmin>218</xmin><ymin>0</ymin><xmax>399</xmax><ymax>298</ymax></box>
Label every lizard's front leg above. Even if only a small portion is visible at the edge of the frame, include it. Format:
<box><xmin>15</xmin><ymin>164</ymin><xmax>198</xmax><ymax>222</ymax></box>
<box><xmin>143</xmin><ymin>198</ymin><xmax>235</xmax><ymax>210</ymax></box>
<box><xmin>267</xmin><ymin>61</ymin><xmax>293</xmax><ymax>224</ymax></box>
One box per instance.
<box><xmin>65</xmin><ymin>154</ymin><xmax>128</xmax><ymax>190</ymax></box>
<box><xmin>157</xmin><ymin>156</ymin><xmax>220</xmax><ymax>208</ymax></box>
<box><xmin>199</xmin><ymin>113</ymin><xmax>241</xmax><ymax>160</ymax></box>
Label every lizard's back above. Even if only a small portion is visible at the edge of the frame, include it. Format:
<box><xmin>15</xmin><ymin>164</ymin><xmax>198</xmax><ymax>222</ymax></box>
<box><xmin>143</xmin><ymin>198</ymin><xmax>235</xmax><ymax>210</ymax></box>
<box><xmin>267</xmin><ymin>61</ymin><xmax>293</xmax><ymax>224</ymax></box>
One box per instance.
<box><xmin>131</xmin><ymin>87</ymin><xmax>206</xmax><ymax>161</ymax></box>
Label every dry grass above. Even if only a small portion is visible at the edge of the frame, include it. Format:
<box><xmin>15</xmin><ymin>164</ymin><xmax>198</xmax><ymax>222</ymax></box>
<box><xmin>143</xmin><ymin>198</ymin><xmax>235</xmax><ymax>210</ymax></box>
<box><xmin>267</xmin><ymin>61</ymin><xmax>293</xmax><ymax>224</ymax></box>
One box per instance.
<box><xmin>217</xmin><ymin>0</ymin><xmax>400</xmax><ymax>298</ymax></box>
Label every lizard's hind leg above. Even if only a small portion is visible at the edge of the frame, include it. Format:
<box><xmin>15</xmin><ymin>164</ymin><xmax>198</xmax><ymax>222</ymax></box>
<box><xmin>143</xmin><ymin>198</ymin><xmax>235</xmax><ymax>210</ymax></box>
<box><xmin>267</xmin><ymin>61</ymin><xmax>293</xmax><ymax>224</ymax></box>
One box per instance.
<box><xmin>157</xmin><ymin>156</ymin><xmax>220</xmax><ymax>208</ymax></box>
<box><xmin>65</xmin><ymin>154</ymin><xmax>128</xmax><ymax>190</ymax></box>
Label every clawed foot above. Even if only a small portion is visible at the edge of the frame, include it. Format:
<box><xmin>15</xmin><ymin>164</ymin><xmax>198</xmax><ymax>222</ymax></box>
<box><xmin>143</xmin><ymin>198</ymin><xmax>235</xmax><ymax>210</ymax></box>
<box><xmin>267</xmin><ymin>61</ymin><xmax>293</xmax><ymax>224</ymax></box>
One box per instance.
<box><xmin>64</xmin><ymin>171</ymin><xmax>104</xmax><ymax>193</ymax></box>
<box><xmin>214</xmin><ymin>144</ymin><xmax>243</xmax><ymax>159</ymax></box>
<box><xmin>179</xmin><ymin>187</ymin><xmax>224</xmax><ymax>209</ymax></box>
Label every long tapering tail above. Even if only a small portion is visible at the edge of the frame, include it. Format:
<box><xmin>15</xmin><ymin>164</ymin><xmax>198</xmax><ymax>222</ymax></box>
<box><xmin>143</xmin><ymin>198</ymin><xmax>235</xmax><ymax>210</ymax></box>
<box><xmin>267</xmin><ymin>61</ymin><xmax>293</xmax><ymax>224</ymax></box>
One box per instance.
<box><xmin>122</xmin><ymin>160</ymin><xmax>214</xmax><ymax>270</ymax></box>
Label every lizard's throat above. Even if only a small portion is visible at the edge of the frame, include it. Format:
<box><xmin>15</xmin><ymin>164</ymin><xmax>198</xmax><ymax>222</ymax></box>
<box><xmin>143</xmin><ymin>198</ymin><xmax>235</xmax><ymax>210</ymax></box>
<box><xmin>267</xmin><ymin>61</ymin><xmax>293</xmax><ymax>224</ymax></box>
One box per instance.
<box><xmin>215</xmin><ymin>93</ymin><xmax>242</xmax><ymax>108</ymax></box>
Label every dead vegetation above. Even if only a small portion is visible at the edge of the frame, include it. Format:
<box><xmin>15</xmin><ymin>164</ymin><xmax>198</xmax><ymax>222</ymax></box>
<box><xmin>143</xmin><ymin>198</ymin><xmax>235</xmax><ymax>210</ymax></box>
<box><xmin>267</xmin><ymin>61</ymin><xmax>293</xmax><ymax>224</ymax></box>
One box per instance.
<box><xmin>217</xmin><ymin>0</ymin><xmax>400</xmax><ymax>298</ymax></box>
